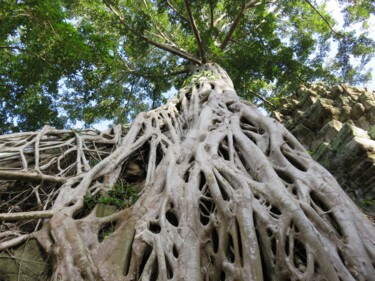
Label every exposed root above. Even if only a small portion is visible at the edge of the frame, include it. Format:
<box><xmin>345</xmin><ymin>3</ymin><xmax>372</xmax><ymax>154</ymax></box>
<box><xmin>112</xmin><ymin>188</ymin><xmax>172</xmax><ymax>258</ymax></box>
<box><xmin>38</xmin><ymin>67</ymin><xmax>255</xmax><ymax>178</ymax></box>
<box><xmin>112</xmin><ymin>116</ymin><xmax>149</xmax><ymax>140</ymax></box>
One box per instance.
<box><xmin>0</xmin><ymin>63</ymin><xmax>374</xmax><ymax>280</ymax></box>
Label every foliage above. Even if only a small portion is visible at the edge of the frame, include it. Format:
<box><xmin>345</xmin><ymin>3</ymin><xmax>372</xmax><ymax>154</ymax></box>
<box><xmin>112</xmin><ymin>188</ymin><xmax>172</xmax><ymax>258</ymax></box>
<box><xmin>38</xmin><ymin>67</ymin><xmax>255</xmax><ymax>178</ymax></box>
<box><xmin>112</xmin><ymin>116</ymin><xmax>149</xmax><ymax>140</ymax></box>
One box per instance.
<box><xmin>83</xmin><ymin>182</ymin><xmax>139</xmax><ymax>210</ymax></box>
<box><xmin>181</xmin><ymin>70</ymin><xmax>219</xmax><ymax>87</ymax></box>
<box><xmin>361</xmin><ymin>197</ymin><xmax>374</xmax><ymax>207</ymax></box>
<box><xmin>1</xmin><ymin>0</ymin><xmax>374</xmax><ymax>132</ymax></box>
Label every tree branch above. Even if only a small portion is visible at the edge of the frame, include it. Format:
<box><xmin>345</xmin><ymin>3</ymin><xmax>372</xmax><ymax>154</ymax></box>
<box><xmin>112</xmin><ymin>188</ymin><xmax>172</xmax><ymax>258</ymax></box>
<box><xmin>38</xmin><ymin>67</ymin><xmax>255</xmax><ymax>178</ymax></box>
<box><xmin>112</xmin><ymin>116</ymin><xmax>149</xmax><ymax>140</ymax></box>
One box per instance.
<box><xmin>131</xmin><ymin>67</ymin><xmax>190</xmax><ymax>78</ymax></box>
<box><xmin>0</xmin><ymin>45</ymin><xmax>49</xmax><ymax>62</ymax></box>
<box><xmin>304</xmin><ymin>0</ymin><xmax>338</xmax><ymax>35</ymax></box>
<box><xmin>220</xmin><ymin>0</ymin><xmax>261</xmax><ymax>50</ymax></box>
<box><xmin>183</xmin><ymin>0</ymin><xmax>206</xmax><ymax>63</ymax></box>
<box><xmin>166</xmin><ymin>0</ymin><xmax>188</xmax><ymax>22</ymax></box>
<box><xmin>214</xmin><ymin>13</ymin><xmax>227</xmax><ymax>27</ymax></box>
<box><xmin>104</xmin><ymin>1</ymin><xmax>201</xmax><ymax>64</ymax></box>
<box><xmin>0</xmin><ymin>234</ymin><xmax>31</xmax><ymax>251</ymax></box>
<box><xmin>0</xmin><ymin>210</ymin><xmax>54</xmax><ymax>221</ymax></box>
<box><xmin>0</xmin><ymin>170</ymin><xmax>67</xmax><ymax>184</ymax></box>
<box><xmin>247</xmin><ymin>89</ymin><xmax>275</xmax><ymax>109</ymax></box>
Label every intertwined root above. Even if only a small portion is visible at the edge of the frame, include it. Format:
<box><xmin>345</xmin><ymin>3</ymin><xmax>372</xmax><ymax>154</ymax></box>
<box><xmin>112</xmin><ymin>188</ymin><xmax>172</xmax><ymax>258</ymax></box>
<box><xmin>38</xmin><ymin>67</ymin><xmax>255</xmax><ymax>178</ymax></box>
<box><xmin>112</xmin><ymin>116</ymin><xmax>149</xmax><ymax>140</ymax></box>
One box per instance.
<box><xmin>1</xmin><ymin>64</ymin><xmax>374</xmax><ymax>281</ymax></box>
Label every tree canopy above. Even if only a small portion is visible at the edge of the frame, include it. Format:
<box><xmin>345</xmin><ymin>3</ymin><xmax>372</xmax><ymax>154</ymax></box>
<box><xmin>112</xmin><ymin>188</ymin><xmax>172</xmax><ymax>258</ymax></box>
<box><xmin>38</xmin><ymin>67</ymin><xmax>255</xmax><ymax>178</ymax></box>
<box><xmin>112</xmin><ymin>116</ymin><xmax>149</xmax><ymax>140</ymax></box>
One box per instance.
<box><xmin>1</xmin><ymin>0</ymin><xmax>374</xmax><ymax>133</ymax></box>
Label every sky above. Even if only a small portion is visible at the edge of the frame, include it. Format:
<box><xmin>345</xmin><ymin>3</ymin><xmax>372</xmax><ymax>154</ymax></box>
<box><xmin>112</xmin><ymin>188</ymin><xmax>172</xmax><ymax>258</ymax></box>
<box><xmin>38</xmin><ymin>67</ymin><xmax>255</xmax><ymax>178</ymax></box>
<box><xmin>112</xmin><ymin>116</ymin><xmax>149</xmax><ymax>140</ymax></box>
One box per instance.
<box><xmin>322</xmin><ymin>0</ymin><xmax>375</xmax><ymax>90</ymax></box>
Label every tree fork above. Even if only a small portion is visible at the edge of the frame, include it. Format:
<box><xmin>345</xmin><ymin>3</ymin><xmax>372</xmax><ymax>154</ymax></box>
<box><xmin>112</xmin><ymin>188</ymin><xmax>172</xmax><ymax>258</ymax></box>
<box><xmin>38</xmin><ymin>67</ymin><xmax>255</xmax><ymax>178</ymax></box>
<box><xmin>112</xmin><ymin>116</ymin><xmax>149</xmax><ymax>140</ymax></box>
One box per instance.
<box><xmin>0</xmin><ymin>64</ymin><xmax>374</xmax><ymax>281</ymax></box>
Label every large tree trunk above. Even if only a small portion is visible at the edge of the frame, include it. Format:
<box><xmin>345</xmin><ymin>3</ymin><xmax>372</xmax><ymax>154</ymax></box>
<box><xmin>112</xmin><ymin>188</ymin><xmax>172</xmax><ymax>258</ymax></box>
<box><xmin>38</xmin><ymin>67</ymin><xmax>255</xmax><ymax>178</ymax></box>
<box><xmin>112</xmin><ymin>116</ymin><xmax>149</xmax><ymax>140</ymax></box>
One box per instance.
<box><xmin>0</xmin><ymin>63</ymin><xmax>374</xmax><ymax>281</ymax></box>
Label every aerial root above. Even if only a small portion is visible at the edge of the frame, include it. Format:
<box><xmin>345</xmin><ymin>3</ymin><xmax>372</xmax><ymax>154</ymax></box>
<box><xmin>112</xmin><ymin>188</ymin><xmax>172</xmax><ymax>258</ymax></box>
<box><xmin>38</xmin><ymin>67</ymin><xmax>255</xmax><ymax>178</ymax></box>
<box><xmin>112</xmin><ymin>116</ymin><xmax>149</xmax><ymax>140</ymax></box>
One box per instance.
<box><xmin>0</xmin><ymin>64</ymin><xmax>375</xmax><ymax>280</ymax></box>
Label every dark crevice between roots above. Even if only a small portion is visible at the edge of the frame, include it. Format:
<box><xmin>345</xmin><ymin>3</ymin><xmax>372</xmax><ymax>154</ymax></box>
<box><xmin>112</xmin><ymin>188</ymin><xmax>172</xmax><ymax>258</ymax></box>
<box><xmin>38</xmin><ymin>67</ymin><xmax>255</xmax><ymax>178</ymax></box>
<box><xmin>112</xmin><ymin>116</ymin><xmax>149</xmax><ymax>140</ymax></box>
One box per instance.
<box><xmin>253</xmin><ymin>212</ymin><xmax>272</xmax><ymax>281</ymax></box>
<box><xmin>155</xmin><ymin>143</ymin><xmax>164</xmax><ymax>167</ymax></box>
<box><xmin>293</xmin><ymin>221</ymin><xmax>299</xmax><ymax>234</ymax></box>
<box><xmin>218</xmin><ymin>138</ymin><xmax>230</xmax><ymax>161</ymax></box>
<box><xmin>240</xmin><ymin>117</ymin><xmax>265</xmax><ymax>134</ymax></box>
<box><xmin>337</xmin><ymin>249</ymin><xmax>346</xmax><ymax>264</ymax></box>
<box><xmin>98</xmin><ymin>221</ymin><xmax>116</xmax><ymax>242</ymax></box>
<box><xmin>175</xmin><ymin>101</ymin><xmax>182</xmax><ymax>113</ymax></box>
<box><xmin>310</xmin><ymin>191</ymin><xmax>343</xmax><ymax>238</ymax></box>
<box><xmin>139</xmin><ymin>244</ymin><xmax>153</xmax><ymax>278</ymax></box>
<box><xmin>293</xmin><ymin>239</ymin><xmax>307</xmax><ymax>272</ymax></box>
<box><xmin>220</xmin><ymin>270</ymin><xmax>226</xmax><ymax>281</ymax></box>
<box><xmin>274</xmin><ymin>169</ymin><xmax>294</xmax><ymax>184</ymax></box>
<box><xmin>283</xmin><ymin>135</ymin><xmax>295</xmax><ymax>150</ymax></box>
<box><xmin>265</xmin><ymin>138</ymin><xmax>271</xmax><ymax>157</ymax></box>
<box><xmin>235</xmin><ymin>218</ymin><xmax>244</xmax><ymax>266</ymax></box>
<box><xmin>211</xmin><ymin>227</ymin><xmax>219</xmax><ymax>253</ymax></box>
<box><xmin>269</xmin><ymin>205</ymin><xmax>282</xmax><ymax>219</ymax></box>
<box><xmin>199</xmin><ymin>196</ymin><xmax>215</xmax><ymax>225</ymax></box>
<box><xmin>281</xmin><ymin>148</ymin><xmax>307</xmax><ymax>172</ymax></box>
<box><xmin>151</xmin><ymin>118</ymin><xmax>157</xmax><ymax>128</ymax></box>
<box><xmin>171</xmin><ymin>117</ymin><xmax>175</xmax><ymax>127</ymax></box>
<box><xmin>122</xmin><ymin>147</ymin><xmax>149</xmax><ymax>184</ymax></box>
<box><xmin>165</xmin><ymin>254</ymin><xmax>173</xmax><ymax>279</ymax></box>
<box><xmin>285</xmin><ymin>235</ymin><xmax>290</xmax><ymax>256</ymax></box>
<box><xmin>327</xmin><ymin>212</ymin><xmax>343</xmax><ymax>238</ymax></box>
<box><xmin>183</xmin><ymin>168</ymin><xmax>190</xmax><ymax>183</ymax></box>
<box><xmin>200</xmin><ymin>92</ymin><xmax>210</xmax><ymax>104</ymax></box>
<box><xmin>124</xmin><ymin>233</ymin><xmax>135</xmax><ymax>276</ymax></box>
<box><xmin>150</xmin><ymin>258</ymin><xmax>159</xmax><ymax>281</ymax></box>
<box><xmin>166</xmin><ymin>209</ymin><xmax>179</xmax><ymax>227</ymax></box>
<box><xmin>218</xmin><ymin>181</ymin><xmax>229</xmax><ymax>201</ymax></box>
<box><xmin>226</xmin><ymin>233</ymin><xmax>235</xmax><ymax>263</ymax></box>
<box><xmin>149</xmin><ymin>221</ymin><xmax>161</xmax><ymax>233</ymax></box>
<box><xmin>314</xmin><ymin>261</ymin><xmax>319</xmax><ymax>274</ymax></box>
<box><xmin>199</xmin><ymin>172</ymin><xmax>206</xmax><ymax>191</ymax></box>
<box><xmin>240</xmin><ymin>116</ymin><xmax>255</xmax><ymax>127</ymax></box>
<box><xmin>73</xmin><ymin>207</ymin><xmax>91</xmax><ymax>220</ymax></box>
<box><xmin>172</xmin><ymin>245</ymin><xmax>179</xmax><ymax>258</ymax></box>
<box><xmin>310</xmin><ymin>190</ymin><xmax>330</xmax><ymax>212</ymax></box>
<box><xmin>75</xmin><ymin>192</ymin><xmax>100</xmax><ymax>219</ymax></box>
<box><xmin>234</xmin><ymin>142</ymin><xmax>258</xmax><ymax>182</ymax></box>
<box><xmin>271</xmin><ymin>237</ymin><xmax>277</xmax><ymax>257</ymax></box>
<box><xmin>59</xmin><ymin>151</ymin><xmax>78</xmax><ymax>172</ymax></box>
<box><xmin>243</xmin><ymin>131</ymin><xmax>258</xmax><ymax>145</ymax></box>
<box><xmin>291</xmin><ymin>186</ymin><xmax>298</xmax><ymax>196</ymax></box>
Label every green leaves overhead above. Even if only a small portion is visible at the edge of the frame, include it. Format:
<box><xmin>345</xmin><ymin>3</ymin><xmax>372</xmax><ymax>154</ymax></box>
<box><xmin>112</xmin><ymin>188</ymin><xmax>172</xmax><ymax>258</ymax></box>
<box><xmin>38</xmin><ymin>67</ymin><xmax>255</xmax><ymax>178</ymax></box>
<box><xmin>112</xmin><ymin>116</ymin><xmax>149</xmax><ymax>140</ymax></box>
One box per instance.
<box><xmin>1</xmin><ymin>0</ymin><xmax>374</xmax><ymax>132</ymax></box>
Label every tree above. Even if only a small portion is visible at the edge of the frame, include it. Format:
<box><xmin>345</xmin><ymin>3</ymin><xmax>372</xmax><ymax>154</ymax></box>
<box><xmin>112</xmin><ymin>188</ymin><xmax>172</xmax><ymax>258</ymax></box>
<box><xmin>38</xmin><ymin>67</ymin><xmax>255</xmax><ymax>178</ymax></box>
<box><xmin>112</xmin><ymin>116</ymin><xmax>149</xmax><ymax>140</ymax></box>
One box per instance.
<box><xmin>1</xmin><ymin>1</ymin><xmax>375</xmax><ymax>281</ymax></box>
<box><xmin>1</xmin><ymin>0</ymin><xmax>374</xmax><ymax>133</ymax></box>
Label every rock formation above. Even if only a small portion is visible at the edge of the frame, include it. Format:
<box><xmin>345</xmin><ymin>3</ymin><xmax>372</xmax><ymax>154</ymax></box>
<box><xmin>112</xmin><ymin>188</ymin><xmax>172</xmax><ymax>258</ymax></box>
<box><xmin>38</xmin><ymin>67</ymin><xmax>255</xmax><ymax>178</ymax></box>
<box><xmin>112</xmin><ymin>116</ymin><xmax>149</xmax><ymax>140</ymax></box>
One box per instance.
<box><xmin>273</xmin><ymin>84</ymin><xmax>375</xmax><ymax>217</ymax></box>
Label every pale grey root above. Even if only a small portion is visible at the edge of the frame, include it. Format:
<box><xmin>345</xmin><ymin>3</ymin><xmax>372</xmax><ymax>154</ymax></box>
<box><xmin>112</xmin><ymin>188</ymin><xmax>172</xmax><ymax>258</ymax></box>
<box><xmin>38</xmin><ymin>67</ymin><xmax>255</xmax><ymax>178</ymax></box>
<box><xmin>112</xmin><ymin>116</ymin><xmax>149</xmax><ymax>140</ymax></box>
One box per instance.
<box><xmin>0</xmin><ymin>63</ymin><xmax>374</xmax><ymax>281</ymax></box>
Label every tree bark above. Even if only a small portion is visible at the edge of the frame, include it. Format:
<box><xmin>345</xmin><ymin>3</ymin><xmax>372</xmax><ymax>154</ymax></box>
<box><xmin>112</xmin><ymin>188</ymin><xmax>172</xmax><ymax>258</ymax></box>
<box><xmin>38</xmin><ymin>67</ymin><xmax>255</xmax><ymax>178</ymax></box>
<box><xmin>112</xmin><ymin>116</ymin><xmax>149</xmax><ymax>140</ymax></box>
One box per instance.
<box><xmin>0</xmin><ymin>64</ymin><xmax>374</xmax><ymax>281</ymax></box>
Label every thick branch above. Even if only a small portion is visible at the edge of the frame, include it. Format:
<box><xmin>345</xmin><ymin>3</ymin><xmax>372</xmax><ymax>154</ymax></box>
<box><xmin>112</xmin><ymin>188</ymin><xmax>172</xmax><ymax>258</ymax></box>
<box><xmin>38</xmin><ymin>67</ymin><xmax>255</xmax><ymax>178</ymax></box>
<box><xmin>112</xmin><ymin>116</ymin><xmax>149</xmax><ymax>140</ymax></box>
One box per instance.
<box><xmin>0</xmin><ymin>210</ymin><xmax>54</xmax><ymax>221</ymax></box>
<box><xmin>131</xmin><ymin>67</ymin><xmax>190</xmax><ymax>78</ymax></box>
<box><xmin>0</xmin><ymin>234</ymin><xmax>31</xmax><ymax>251</ymax></box>
<box><xmin>247</xmin><ymin>89</ymin><xmax>275</xmax><ymax>109</ymax></box>
<box><xmin>104</xmin><ymin>1</ymin><xmax>201</xmax><ymax>64</ymax></box>
<box><xmin>0</xmin><ymin>170</ymin><xmax>67</xmax><ymax>183</ymax></box>
<box><xmin>184</xmin><ymin>0</ymin><xmax>206</xmax><ymax>62</ymax></box>
<box><xmin>220</xmin><ymin>0</ymin><xmax>261</xmax><ymax>50</ymax></box>
<box><xmin>166</xmin><ymin>0</ymin><xmax>188</xmax><ymax>22</ymax></box>
<box><xmin>304</xmin><ymin>0</ymin><xmax>338</xmax><ymax>35</ymax></box>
